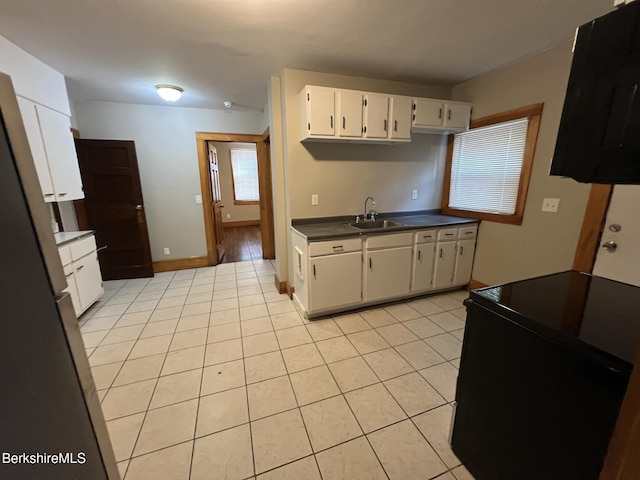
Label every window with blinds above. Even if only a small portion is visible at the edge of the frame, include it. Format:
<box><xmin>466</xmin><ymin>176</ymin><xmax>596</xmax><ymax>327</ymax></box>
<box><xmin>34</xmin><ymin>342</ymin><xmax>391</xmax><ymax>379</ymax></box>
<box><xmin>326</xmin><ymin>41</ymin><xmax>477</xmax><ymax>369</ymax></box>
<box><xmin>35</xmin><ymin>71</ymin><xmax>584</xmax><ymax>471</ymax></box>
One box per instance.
<box><xmin>442</xmin><ymin>103</ymin><xmax>542</xmax><ymax>226</ymax></box>
<box><xmin>230</xmin><ymin>149</ymin><xmax>260</xmax><ymax>203</ymax></box>
<box><xmin>448</xmin><ymin>118</ymin><xmax>529</xmax><ymax>215</ymax></box>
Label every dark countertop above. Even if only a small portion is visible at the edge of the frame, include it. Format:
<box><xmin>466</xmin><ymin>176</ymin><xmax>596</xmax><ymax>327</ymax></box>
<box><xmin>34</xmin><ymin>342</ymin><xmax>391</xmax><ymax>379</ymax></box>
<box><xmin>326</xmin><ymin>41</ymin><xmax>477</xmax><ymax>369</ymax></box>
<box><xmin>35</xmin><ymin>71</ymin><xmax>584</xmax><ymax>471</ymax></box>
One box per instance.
<box><xmin>292</xmin><ymin>211</ymin><xmax>478</xmax><ymax>240</ymax></box>
<box><xmin>471</xmin><ymin>271</ymin><xmax>640</xmax><ymax>370</ymax></box>
<box><xmin>54</xmin><ymin>230</ymin><xmax>95</xmax><ymax>247</ymax></box>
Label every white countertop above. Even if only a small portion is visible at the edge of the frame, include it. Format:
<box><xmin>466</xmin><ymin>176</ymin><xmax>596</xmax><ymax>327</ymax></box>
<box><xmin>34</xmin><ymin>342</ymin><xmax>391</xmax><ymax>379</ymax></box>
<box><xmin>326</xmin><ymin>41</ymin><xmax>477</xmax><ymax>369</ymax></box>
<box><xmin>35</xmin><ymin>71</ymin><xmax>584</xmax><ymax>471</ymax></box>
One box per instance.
<box><xmin>54</xmin><ymin>230</ymin><xmax>94</xmax><ymax>247</ymax></box>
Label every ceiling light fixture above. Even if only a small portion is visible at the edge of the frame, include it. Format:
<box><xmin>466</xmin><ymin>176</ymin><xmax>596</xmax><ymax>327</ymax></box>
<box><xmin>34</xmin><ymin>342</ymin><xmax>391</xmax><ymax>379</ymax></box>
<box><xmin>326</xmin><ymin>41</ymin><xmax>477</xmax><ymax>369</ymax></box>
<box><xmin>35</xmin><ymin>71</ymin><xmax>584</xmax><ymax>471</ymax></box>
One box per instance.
<box><xmin>224</xmin><ymin>101</ymin><xmax>233</xmax><ymax>109</ymax></box>
<box><xmin>156</xmin><ymin>84</ymin><xmax>184</xmax><ymax>102</ymax></box>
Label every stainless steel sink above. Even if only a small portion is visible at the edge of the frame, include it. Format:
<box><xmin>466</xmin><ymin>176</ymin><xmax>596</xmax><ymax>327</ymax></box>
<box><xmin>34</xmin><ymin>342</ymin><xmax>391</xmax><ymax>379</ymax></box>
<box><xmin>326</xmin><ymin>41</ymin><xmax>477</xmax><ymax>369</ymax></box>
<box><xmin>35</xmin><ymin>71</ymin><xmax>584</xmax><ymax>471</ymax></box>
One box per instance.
<box><xmin>347</xmin><ymin>219</ymin><xmax>404</xmax><ymax>229</ymax></box>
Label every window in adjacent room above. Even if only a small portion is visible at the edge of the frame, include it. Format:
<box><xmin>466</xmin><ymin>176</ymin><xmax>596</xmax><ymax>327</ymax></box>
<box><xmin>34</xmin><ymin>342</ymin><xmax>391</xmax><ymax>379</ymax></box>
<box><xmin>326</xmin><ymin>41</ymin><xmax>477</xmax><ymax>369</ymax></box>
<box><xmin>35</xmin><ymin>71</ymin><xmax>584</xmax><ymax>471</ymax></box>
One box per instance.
<box><xmin>230</xmin><ymin>148</ymin><xmax>260</xmax><ymax>204</ymax></box>
<box><xmin>441</xmin><ymin>103</ymin><xmax>543</xmax><ymax>225</ymax></box>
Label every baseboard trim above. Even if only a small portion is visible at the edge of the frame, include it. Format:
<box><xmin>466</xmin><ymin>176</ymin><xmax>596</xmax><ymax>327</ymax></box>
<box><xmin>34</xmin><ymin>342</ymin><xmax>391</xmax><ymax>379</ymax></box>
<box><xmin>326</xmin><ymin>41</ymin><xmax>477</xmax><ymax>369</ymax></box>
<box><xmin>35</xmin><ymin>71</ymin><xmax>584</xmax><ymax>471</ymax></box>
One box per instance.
<box><xmin>466</xmin><ymin>279</ymin><xmax>488</xmax><ymax>291</ymax></box>
<box><xmin>223</xmin><ymin>220</ymin><xmax>261</xmax><ymax>228</ymax></box>
<box><xmin>153</xmin><ymin>256</ymin><xmax>209</xmax><ymax>273</ymax></box>
<box><xmin>287</xmin><ymin>284</ymin><xmax>295</xmax><ymax>300</ymax></box>
<box><xmin>274</xmin><ymin>274</ymin><xmax>287</xmax><ymax>294</ymax></box>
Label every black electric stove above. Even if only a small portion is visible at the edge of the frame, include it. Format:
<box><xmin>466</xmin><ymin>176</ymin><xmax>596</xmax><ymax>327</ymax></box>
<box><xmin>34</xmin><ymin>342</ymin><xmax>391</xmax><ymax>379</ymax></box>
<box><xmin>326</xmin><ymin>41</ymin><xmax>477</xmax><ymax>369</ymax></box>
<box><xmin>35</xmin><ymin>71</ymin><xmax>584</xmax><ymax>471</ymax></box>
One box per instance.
<box><xmin>451</xmin><ymin>271</ymin><xmax>639</xmax><ymax>480</ymax></box>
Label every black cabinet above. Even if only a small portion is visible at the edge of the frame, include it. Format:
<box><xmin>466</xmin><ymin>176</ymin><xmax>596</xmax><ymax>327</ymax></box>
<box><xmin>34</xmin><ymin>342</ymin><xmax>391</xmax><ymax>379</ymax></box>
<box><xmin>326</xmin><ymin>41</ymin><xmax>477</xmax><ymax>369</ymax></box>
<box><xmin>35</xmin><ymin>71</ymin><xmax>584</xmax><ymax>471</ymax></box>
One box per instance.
<box><xmin>551</xmin><ymin>2</ymin><xmax>640</xmax><ymax>183</ymax></box>
<box><xmin>451</xmin><ymin>272</ymin><xmax>638</xmax><ymax>480</ymax></box>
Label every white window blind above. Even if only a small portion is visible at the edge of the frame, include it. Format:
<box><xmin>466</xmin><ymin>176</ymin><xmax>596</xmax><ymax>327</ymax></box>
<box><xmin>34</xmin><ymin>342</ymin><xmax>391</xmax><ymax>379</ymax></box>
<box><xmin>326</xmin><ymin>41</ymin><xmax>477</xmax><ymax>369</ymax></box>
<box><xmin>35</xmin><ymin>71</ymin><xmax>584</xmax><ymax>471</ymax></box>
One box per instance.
<box><xmin>230</xmin><ymin>149</ymin><xmax>259</xmax><ymax>202</ymax></box>
<box><xmin>448</xmin><ymin>117</ymin><xmax>529</xmax><ymax>215</ymax></box>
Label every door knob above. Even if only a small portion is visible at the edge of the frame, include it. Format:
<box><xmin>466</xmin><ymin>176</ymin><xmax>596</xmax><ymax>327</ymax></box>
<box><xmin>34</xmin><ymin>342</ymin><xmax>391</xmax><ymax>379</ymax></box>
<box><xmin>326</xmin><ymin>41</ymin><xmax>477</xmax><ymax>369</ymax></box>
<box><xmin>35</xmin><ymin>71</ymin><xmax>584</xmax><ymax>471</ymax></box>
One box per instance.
<box><xmin>602</xmin><ymin>240</ymin><xmax>618</xmax><ymax>252</ymax></box>
<box><xmin>135</xmin><ymin>205</ymin><xmax>143</xmax><ymax>211</ymax></box>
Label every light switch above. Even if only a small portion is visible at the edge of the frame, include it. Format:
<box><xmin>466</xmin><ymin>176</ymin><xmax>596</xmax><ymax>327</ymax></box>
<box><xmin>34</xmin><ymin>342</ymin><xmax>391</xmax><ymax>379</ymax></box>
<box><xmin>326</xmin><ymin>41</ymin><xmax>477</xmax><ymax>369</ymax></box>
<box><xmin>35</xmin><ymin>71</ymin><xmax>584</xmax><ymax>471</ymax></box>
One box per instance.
<box><xmin>542</xmin><ymin>198</ymin><xmax>560</xmax><ymax>212</ymax></box>
<box><xmin>163</xmin><ymin>247</ymin><xmax>170</xmax><ymax>255</ymax></box>
<box><xmin>311</xmin><ymin>194</ymin><xmax>319</xmax><ymax>206</ymax></box>
<box><xmin>411</xmin><ymin>190</ymin><xmax>418</xmax><ymax>200</ymax></box>
<box><xmin>195</xmin><ymin>195</ymin><xmax>202</xmax><ymax>204</ymax></box>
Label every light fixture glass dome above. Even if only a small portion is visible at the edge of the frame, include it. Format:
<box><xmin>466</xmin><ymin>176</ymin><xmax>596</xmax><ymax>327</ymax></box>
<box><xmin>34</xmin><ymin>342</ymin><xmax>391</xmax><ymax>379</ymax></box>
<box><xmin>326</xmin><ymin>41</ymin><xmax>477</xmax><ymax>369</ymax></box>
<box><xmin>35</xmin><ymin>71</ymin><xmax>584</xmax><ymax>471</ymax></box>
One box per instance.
<box><xmin>156</xmin><ymin>84</ymin><xmax>183</xmax><ymax>102</ymax></box>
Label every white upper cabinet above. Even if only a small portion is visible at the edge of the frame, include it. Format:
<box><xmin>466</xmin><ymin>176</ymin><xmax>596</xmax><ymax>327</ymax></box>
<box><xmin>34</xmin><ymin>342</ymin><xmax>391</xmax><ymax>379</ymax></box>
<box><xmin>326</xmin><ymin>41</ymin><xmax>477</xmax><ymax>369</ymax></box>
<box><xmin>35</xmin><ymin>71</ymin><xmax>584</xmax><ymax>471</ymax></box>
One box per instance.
<box><xmin>16</xmin><ymin>98</ymin><xmax>83</xmax><ymax>202</ymax></box>
<box><xmin>302</xmin><ymin>86</ymin><xmax>336</xmax><ymax>137</ymax></box>
<box><xmin>389</xmin><ymin>96</ymin><xmax>413</xmax><ymax>140</ymax></box>
<box><xmin>363</xmin><ymin>93</ymin><xmax>390</xmax><ymax>139</ymax></box>
<box><xmin>337</xmin><ymin>89</ymin><xmax>363</xmax><ymax>138</ymax></box>
<box><xmin>412</xmin><ymin>98</ymin><xmax>472</xmax><ymax>133</ymax></box>
<box><xmin>36</xmin><ymin>105</ymin><xmax>84</xmax><ymax>201</ymax></box>
<box><xmin>16</xmin><ymin>97</ymin><xmax>55</xmax><ymax>199</ymax></box>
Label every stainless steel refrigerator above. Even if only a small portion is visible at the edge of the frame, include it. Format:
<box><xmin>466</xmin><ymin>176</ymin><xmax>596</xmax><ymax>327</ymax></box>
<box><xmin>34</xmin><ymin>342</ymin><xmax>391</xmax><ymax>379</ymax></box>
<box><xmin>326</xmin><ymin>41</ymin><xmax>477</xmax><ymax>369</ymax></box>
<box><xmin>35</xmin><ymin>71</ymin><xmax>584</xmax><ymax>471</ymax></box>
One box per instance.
<box><xmin>0</xmin><ymin>72</ymin><xmax>119</xmax><ymax>479</ymax></box>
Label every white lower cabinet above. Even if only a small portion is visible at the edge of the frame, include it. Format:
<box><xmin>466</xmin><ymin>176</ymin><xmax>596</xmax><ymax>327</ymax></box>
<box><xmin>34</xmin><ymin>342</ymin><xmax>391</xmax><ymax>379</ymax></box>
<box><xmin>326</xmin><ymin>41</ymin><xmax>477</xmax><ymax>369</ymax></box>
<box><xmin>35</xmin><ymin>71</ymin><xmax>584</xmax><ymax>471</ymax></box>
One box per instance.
<box><xmin>364</xmin><ymin>233</ymin><xmax>413</xmax><ymax>302</ymax></box>
<box><xmin>58</xmin><ymin>234</ymin><xmax>104</xmax><ymax>316</ymax></box>
<box><xmin>412</xmin><ymin>243</ymin><xmax>436</xmax><ymax>292</ymax></box>
<box><xmin>433</xmin><ymin>241</ymin><xmax>457</xmax><ymax>289</ymax></box>
<box><xmin>453</xmin><ymin>238</ymin><xmax>476</xmax><ymax>285</ymax></box>
<box><xmin>309</xmin><ymin>252</ymin><xmax>362</xmax><ymax>313</ymax></box>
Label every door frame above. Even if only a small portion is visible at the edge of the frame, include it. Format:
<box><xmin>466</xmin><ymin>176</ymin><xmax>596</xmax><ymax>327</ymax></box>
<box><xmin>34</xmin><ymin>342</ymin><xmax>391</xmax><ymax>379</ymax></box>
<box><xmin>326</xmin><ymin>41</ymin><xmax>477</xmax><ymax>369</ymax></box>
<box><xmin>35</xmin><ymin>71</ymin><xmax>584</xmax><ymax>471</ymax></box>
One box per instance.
<box><xmin>574</xmin><ymin>184</ymin><xmax>640</xmax><ymax>480</ymax></box>
<box><xmin>195</xmin><ymin>130</ymin><xmax>275</xmax><ymax>265</ymax></box>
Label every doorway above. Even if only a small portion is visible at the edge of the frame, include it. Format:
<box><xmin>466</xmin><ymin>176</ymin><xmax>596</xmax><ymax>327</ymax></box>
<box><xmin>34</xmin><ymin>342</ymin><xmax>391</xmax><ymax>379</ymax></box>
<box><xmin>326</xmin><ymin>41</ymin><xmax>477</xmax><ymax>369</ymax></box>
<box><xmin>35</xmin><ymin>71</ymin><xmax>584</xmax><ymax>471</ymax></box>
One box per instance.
<box><xmin>195</xmin><ymin>130</ymin><xmax>275</xmax><ymax>265</ymax></box>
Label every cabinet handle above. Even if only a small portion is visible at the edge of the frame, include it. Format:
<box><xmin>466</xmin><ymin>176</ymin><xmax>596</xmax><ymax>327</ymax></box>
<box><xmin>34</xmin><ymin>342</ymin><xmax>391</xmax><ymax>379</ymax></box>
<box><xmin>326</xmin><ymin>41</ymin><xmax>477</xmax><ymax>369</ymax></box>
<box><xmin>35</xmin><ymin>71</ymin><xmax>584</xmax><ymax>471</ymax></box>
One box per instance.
<box><xmin>65</xmin><ymin>272</ymin><xmax>73</xmax><ymax>278</ymax></box>
<box><xmin>418</xmin><ymin>250</ymin><xmax>422</xmax><ymax>261</ymax></box>
<box><xmin>448</xmin><ymin>109</ymin><xmax>452</xmax><ymax>120</ymax></box>
<box><xmin>364</xmin><ymin>126</ymin><xmax>367</xmax><ymax>133</ymax></box>
<box><xmin>97</xmin><ymin>245</ymin><xmax>108</xmax><ymax>253</ymax></box>
<box><xmin>413</xmin><ymin>103</ymin><xmax>416</xmax><ymax>111</ymax></box>
<box><xmin>58</xmin><ymin>193</ymin><xmax>68</xmax><ymax>197</ymax></box>
<box><xmin>313</xmin><ymin>264</ymin><xmax>316</xmax><ymax>279</ymax></box>
<box><xmin>330</xmin><ymin>115</ymin><xmax>333</xmax><ymax>129</ymax></box>
<box><xmin>438</xmin><ymin>108</ymin><xmax>442</xmax><ymax>119</ymax></box>
<box><xmin>460</xmin><ymin>246</ymin><xmax>464</xmax><ymax>255</ymax></box>
<box><xmin>308</xmin><ymin>122</ymin><xmax>311</xmax><ymax>131</ymax></box>
<box><xmin>44</xmin><ymin>193</ymin><xmax>55</xmax><ymax>197</ymax></box>
<box><xmin>439</xmin><ymin>248</ymin><xmax>443</xmax><ymax>258</ymax></box>
<box><xmin>342</xmin><ymin>116</ymin><xmax>346</xmax><ymax>129</ymax></box>
<box><xmin>369</xmin><ymin>258</ymin><xmax>373</xmax><ymax>270</ymax></box>
<box><xmin>332</xmin><ymin>245</ymin><xmax>344</xmax><ymax>252</ymax></box>
<box><xmin>76</xmin><ymin>265</ymin><xmax>85</xmax><ymax>271</ymax></box>
<box><xmin>394</xmin><ymin>120</ymin><xmax>398</xmax><ymax>132</ymax></box>
<box><xmin>445</xmin><ymin>233</ymin><xmax>454</xmax><ymax>236</ymax></box>
<box><xmin>383</xmin><ymin>119</ymin><xmax>387</xmax><ymax>131</ymax></box>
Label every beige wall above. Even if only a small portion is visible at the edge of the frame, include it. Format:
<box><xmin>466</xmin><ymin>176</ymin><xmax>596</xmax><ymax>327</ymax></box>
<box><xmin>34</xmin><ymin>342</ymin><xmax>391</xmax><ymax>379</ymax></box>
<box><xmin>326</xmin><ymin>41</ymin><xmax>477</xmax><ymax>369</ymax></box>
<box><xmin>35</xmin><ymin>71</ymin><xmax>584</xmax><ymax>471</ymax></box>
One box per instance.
<box><xmin>209</xmin><ymin>142</ymin><xmax>260</xmax><ymax>224</ymax></box>
<box><xmin>74</xmin><ymin>101</ymin><xmax>264</xmax><ymax>261</ymax></box>
<box><xmin>452</xmin><ymin>40</ymin><xmax>592</xmax><ymax>285</ymax></box>
<box><xmin>272</xmin><ymin>68</ymin><xmax>453</xmax><ymax>283</ymax></box>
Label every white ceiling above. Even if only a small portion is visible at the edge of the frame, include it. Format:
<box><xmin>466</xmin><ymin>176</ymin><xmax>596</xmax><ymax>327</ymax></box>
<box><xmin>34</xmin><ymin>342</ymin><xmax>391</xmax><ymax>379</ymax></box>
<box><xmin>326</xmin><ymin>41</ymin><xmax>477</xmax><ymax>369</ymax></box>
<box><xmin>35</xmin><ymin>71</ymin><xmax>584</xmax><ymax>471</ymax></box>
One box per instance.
<box><xmin>0</xmin><ymin>0</ymin><xmax>613</xmax><ymax>111</ymax></box>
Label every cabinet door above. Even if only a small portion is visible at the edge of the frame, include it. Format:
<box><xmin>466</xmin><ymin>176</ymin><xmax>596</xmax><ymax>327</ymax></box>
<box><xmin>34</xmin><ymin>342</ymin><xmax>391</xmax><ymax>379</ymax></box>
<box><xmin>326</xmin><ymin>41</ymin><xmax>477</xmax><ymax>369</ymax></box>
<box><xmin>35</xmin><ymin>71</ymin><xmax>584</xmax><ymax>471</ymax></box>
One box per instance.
<box><xmin>444</xmin><ymin>103</ymin><xmax>472</xmax><ymax>130</ymax></box>
<box><xmin>309</xmin><ymin>252</ymin><xmax>361</xmax><ymax>313</ymax></box>
<box><xmin>389</xmin><ymin>96</ymin><xmax>413</xmax><ymax>140</ymax></box>
<box><xmin>337</xmin><ymin>90</ymin><xmax>363</xmax><ymax>138</ymax></box>
<box><xmin>413</xmin><ymin>98</ymin><xmax>445</xmax><ymax>127</ymax></box>
<box><xmin>364</xmin><ymin>94</ymin><xmax>390</xmax><ymax>139</ymax></box>
<box><xmin>74</xmin><ymin>253</ymin><xmax>104</xmax><ymax>312</ymax></box>
<box><xmin>305</xmin><ymin>87</ymin><xmax>335</xmax><ymax>137</ymax></box>
<box><xmin>412</xmin><ymin>243</ymin><xmax>436</xmax><ymax>292</ymax></box>
<box><xmin>453</xmin><ymin>239</ymin><xmax>476</xmax><ymax>286</ymax></box>
<box><xmin>365</xmin><ymin>246</ymin><xmax>412</xmax><ymax>302</ymax></box>
<box><xmin>433</xmin><ymin>241</ymin><xmax>457</xmax><ymax>289</ymax></box>
<box><xmin>62</xmin><ymin>266</ymin><xmax>81</xmax><ymax>316</ymax></box>
<box><xmin>16</xmin><ymin>97</ymin><xmax>55</xmax><ymax>200</ymax></box>
<box><xmin>36</xmin><ymin>105</ymin><xmax>84</xmax><ymax>201</ymax></box>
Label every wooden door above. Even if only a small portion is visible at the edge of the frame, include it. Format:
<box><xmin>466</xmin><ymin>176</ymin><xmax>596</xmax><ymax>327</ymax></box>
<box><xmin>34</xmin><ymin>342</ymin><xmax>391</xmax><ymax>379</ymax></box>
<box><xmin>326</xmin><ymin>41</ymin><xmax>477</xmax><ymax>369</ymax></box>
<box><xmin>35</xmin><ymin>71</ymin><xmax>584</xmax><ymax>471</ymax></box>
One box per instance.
<box><xmin>208</xmin><ymin>143</ymin><xmax>225</xmax><ymax>262</ymax></box>
<box><xmin>74</xmin><ymin>139</ymin><xmax>153</xmax><ymax>280</ymax></box>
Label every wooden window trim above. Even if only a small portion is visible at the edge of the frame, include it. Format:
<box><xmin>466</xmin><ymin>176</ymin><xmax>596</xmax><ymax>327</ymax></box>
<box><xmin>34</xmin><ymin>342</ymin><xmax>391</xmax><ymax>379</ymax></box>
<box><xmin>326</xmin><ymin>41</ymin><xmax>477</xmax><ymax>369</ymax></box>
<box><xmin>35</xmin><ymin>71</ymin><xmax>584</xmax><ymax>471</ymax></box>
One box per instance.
<box><xmin>441</xmin><ymin>103</ymin><xmax>544</xmax><ymax>226</ymax></box>
<box><xmin>229</xmin><ymin>148</ymin><xmax>260</xmax><ymax>205</ymax></box>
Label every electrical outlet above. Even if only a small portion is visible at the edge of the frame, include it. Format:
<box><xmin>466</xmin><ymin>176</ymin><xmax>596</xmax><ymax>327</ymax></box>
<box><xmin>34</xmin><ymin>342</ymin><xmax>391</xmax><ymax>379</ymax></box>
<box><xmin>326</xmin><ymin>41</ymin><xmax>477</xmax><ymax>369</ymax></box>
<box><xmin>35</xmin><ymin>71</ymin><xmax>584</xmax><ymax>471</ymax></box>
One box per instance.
<box><xmin>411</xmin><ymin>190</ymin><xmax>418</xmax><ymax>200</ymax></box>
<box><xmin>195</xmin><ymin>195</ymin><xmax>202</xmax><ymax>204</ymax></box>
<box><xmin>311</xmin><ymin>194</ymin><xmax>319</xmax><ymax>206</ymax></box>
<box><xmin>542</xmin><ymin>198</ymin><xmax>560</xmax><ymax>212</ymax></box>
<box><xmin>226</xmin><ymin>213</ymin><xmax>231</xmax><ymax>219</ymax></box>
<box><xmin>163</xmin><ymin>247</ymin><xmax>170</xmax><ymax>255</ymax></box>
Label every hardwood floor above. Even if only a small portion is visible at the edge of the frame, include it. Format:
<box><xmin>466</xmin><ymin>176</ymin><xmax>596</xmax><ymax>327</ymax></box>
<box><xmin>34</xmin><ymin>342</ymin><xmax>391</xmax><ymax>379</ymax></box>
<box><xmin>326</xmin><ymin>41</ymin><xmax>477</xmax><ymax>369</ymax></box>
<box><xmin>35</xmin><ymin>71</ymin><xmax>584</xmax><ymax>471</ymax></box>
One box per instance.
<box><xmin>221</xmin><ymin>226</ymin><xmax>263</xmax><ymax>263</ymax></box>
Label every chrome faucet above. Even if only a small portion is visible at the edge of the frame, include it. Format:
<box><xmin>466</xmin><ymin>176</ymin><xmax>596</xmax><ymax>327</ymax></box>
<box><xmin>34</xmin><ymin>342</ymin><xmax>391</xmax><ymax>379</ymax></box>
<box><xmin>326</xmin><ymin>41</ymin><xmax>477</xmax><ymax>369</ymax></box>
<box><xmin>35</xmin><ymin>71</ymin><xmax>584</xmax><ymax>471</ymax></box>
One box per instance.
<box><xmin>363</xmin><ymin>196</ymin><xmax>377</xmax><ymax>221</ymax></box>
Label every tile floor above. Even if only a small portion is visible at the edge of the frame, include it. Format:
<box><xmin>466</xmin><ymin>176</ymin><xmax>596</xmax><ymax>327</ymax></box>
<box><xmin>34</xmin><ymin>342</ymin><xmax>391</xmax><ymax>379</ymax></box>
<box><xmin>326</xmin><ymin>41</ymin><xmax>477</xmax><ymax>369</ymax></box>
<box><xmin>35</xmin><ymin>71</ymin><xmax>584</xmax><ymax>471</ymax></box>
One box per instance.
<box><xmin>80</xmin><ymin>259</ymin><xmax>476</xmax><ymax>480</ymax></box>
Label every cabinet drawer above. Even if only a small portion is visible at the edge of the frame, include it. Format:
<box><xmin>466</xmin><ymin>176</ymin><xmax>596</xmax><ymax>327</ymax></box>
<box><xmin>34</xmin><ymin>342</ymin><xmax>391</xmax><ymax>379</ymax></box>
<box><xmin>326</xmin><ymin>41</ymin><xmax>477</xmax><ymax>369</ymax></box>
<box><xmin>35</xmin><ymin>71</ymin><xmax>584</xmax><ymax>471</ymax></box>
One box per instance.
<box><xmin>414</xmin><ymin>229</ymin><xmax>436</xmax><ymax>244</ymax></box>
<box><xmin>70</xmin><ymin>235</ymin><xmax>97</xmax><ymax>261</ymax></box>
<box><xmin>366</xmin><ymin>232</ymin><xmax>413</xmax><ymax>249</ymax></box>
<box><xmin>59</xmin><ymin>245</ymin><xmax>72</xmax><ymax>266</ymax></box>
<box><xmin>458</xmin><ymin>225</ymin><xmax>478</xmax><ymax>239</ymax></box>
<box><xmin>438</xmin><ymin>228</ymin><xmax>458</xmax><ymax>241</ymax></box>
<box><xmin>309</xmin><ymin>237</ymin><xmax>361</xmax><ymax>257</ymax></box>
